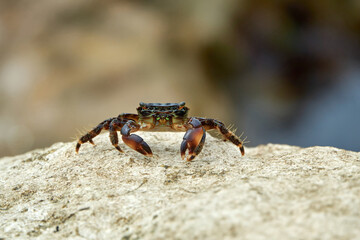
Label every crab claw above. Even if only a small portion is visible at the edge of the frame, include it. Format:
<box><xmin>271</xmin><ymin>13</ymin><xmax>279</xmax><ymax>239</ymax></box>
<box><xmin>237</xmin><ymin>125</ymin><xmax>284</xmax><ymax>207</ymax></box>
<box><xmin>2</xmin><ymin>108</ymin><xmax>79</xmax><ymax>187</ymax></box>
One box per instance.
<box><xmin>181</xmin><ymin>126</ymin><xmax>206</xmax><ymax>161</ymax></box>
<box><xmin>122</xmin><ymin>134</ymin><xmax>153</xmax><ymax>157</ymax></box>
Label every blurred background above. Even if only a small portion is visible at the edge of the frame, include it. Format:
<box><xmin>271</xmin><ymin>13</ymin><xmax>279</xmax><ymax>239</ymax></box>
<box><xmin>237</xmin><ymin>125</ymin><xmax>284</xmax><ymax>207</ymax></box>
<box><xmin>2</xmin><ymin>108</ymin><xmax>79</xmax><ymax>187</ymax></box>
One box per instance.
<box><xmin>0</xmin><ymin>0</ymin><xmax>359</xmax><ymax>157</ymax></box>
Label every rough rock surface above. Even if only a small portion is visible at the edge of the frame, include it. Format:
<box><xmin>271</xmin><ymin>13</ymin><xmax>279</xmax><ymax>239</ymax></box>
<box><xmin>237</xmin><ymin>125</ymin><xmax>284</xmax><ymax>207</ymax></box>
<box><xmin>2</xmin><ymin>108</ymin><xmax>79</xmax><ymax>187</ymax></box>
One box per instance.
<box><xmin>1</xmin><ymin>132</ymin><xmax>359</xmax><ymax>240</ymax></box>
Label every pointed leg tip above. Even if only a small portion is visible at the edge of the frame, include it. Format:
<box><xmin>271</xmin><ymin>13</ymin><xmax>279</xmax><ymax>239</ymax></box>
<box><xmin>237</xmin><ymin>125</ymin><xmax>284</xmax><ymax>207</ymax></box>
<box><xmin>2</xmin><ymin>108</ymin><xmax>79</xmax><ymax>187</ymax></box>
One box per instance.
<box><xmin>240</xmin><ymin>146</ymin><xmax>245</xmax><ymax>156</ymax></box>
<box><xmin>76</xmin><ymin>143</ymin><xmax>81</xmax><ymax>153</ymax></box>
<box><xmin>114</xmin><ymin>145</ymin><xmax>123</xmax><ymax>153</ymax></box>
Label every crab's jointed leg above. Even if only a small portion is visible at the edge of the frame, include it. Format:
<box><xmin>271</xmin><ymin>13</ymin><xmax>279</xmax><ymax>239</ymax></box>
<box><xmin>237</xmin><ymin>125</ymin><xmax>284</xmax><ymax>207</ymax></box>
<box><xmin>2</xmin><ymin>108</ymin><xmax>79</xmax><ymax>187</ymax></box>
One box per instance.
<box><xmin>76</xmin><ymin>114</ymin><xmax>139</xmax><ymax>153</ymax></box>
<box><xmin>121</xmin><ymin>120</ymin><xmax>153</xmax><ymax>157</ymax></box>
<box><xmin>109</xmin><ymin>118</ymin><xmax>124</xmax><ymax>152</ymax></box>
<box><xmin>198</xmin><ymin>118</ymin><xmax>245</xmax><ymax>156</ymax></box>
<box><xmin>181</xmin><ymin>117</ymin><xmax>206</xmax><ymax>161</ymax></box>
<box><xmin>76</xmin><ymin>117</ymin><xmax>115</xmax><ymax>153</ymax></box>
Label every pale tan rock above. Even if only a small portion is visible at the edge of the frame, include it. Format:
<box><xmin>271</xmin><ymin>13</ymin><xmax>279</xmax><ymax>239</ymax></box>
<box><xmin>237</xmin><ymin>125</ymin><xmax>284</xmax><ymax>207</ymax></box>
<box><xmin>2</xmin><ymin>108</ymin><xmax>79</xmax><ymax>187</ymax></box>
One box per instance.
<box><xmin>1</xmin><ymin>132</ymin><xmax>359</xmax><ymax>239</ymax></box>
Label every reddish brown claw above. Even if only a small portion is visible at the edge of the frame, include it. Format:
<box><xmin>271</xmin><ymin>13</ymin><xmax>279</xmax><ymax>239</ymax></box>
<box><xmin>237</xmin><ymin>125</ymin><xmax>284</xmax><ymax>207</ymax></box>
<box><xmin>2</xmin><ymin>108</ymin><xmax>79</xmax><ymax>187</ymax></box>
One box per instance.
<box><xmin>180</xmin><ymin>140</ymin><xmax>187</xmax><ymax>160</ymax></box>
<box><xmin>122</xmin><ymin>134</ymin><xmax>153</xmax><ymax>157</ymax></box>
<box><xmin>181</xmin><ymin>125</ymin><xmax>206</xmax><ymax>161</ymax></box>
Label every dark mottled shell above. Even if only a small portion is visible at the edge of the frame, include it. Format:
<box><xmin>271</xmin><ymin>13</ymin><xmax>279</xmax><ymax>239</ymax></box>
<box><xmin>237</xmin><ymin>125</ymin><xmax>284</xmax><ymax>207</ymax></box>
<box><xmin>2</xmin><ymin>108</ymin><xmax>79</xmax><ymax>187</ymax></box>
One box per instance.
<box><xmin>139</xmin><ymin>102</ymin><xmax>185</xmax><ymax>108</ymax></box>
<box><xmin>137</xmin><ymin>102</ymin><xmax>188</xmax><ymax>126</ymax></box>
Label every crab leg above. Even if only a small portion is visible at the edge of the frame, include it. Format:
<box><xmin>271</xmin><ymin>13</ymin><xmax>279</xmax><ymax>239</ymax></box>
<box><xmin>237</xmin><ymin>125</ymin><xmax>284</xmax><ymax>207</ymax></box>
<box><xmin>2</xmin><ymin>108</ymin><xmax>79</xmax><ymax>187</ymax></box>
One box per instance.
<box><xmin>76</xmin><ymin>118</ymin><xmax>115</xmax><ymax>153</ymax></box>
<box><xmin>121</xmin><ymin>120</ymin><xmax>153</xmax><ymax>157</ymax></box>
<box><xmin>198</xmin><ymin>118</ymin><xmax>245</xmax><ymax>155</ymax></box>
<box><xmin>181</xmin><ymin>117</ymin><xmax>206</xmax><ymax>161</ymax></box>
<box><xmin>76</xmin><ymin>113</ymin><xmax>139</xmax><ymax>153</ymax></box>
<box><xmin>109</xmin><ymin>118</ymin><xmax>124</xmax><ymax>152</ymax></box>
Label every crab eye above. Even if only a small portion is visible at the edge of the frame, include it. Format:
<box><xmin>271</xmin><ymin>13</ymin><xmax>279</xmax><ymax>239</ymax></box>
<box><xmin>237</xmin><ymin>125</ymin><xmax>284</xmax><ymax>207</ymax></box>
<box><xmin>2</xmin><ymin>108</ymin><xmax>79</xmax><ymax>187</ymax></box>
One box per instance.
<box><xmin>156</xmin><ymin>117</ymin><xmax>160</xmax><ymax>120</ymax></box>
<box><xmin>141</xmin><ymin>110</ymin><xmax>151</xmax><ymax>116</ymax></box>
<box><xmin>175</xmin><ymin>110</ymin><xmax>186</xmax><ymax>116</ymax></box>
<box><xmin>165</xmin><ymin>117</ymin><xmax>169</xmax><ymax>121</ymax></box>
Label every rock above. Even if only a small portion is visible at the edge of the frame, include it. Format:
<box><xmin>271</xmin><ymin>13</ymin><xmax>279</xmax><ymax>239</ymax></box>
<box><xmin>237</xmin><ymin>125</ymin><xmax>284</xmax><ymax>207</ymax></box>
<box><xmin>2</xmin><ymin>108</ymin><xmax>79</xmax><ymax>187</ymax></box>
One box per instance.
<box><xmin>0</xmin><ymin>132</ymin><xmax>359</xmax><ymax>239</ymax></box>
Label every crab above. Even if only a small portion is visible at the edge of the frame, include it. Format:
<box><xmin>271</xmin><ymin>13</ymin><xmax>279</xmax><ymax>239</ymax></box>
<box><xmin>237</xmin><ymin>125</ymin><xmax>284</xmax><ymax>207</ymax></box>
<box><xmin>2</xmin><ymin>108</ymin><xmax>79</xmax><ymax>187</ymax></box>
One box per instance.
<box><xmin>76</xmin><ymin>102</ymin><xmax>245</xmax><ymax>161</ymax></box>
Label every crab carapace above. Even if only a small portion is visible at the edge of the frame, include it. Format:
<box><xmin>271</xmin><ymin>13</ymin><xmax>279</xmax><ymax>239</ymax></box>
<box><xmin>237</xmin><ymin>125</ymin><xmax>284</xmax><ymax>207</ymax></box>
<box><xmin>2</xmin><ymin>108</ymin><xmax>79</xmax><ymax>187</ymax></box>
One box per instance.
<box><xmin>76</xmin><ymin>102</ymin><xmax>245</xmax><ymax>161</ymax></box>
